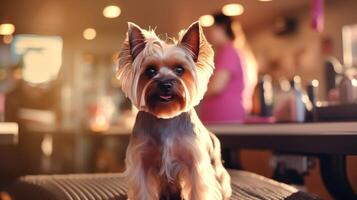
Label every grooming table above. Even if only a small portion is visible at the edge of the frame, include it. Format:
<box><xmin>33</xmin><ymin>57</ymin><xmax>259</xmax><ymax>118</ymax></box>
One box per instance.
<box><xmin>8</xmin><ymin>170</ymin><xmax>320</xmax><ymax>200</ymax></box>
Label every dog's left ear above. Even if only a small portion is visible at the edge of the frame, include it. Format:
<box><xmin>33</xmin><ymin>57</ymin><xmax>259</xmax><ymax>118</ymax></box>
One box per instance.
<box><xmin>180</xmin><ymin>21</ymin><xmax>201</xmax><ymax>62</ymax></box>
<box><xmin>128</xmin><ymin>22</ymin><xmax>146</xmax><ymax>60</ymax></box>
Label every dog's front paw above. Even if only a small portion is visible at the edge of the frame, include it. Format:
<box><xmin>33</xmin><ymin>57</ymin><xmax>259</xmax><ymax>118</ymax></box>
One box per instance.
<box><xmin>220</xmin><ymin>170</ymin><xmax>232</xmax><ymax>200</ymax></box>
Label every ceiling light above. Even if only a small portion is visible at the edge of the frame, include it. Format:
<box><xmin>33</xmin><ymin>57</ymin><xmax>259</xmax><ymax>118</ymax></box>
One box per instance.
<box><xmin>83</xmin><ymin>28</ymin><xmax>96</xmax><ymax>40</ymax></box>
<box><xmin>199</xmin><ymin>15</ymin><xmax>214</xmax><ymax>27</ymax></box>
<box><xmin>0</xmin><ymin>23</ymin><xmax>15</xmax><ymax>35</ymax></box>
<box><xmin>258</xmin><ymin>0</ymin><xmax>273</xmax><ymax>2</ymax></box>
<box><xmin>103</xmin><ymin>5</ymin><xmax>121</xmax><ymax>18</ymax></box>
<box><xmin>222</xmin><ymin>3</ymin><xmax>244</xmax><ymax>16</ymax></box>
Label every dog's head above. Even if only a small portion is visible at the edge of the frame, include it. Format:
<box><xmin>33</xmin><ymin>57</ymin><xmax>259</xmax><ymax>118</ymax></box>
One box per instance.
<box><xmin>117</xmin><ymin>22</ymin><xmax>214</xmax><ymax>119</ymax></box>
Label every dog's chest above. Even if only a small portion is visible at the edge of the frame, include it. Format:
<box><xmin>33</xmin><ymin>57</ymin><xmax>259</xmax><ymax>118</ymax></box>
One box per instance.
<box><xmin>134</xmin><ymin>111</ymin><xmax>196</xmax><ymax>173</ymax></box>
<box><xmin>142</xmin><ymin>125</ymin><xmax>195</xmax><ymax>168</ymax></box>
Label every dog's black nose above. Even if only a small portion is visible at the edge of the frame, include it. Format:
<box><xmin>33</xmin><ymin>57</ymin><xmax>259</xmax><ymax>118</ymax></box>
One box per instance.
<box><xmin>158</xmin><ymin>81</ymin><xmax>172</xmax><ymax>93</ymax></box>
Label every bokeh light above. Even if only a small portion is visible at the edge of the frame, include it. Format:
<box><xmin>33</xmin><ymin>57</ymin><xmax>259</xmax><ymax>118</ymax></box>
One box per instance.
<box><xmin>0</xmin><ymin>23</ymin><xmax>15</xmax><ymax>35</ymax></box>
<box><xmin>83</xmin><ymin>28</ymin><xmax>96</xmax><ymax>40</ymax></box>
<box><xmin>199</xmin><ymin>15</ymin><xmax>215</xmax><ymax>27</ymax></box>
<box><xmin>352</xmin><ymin>79</ymin><xmax>357</xmax><ymax>87</ymax></box>
<box><xmin>103</xmin><ymin>5</ymin><xmax>121</xmax><ymax>18</ymax></box>
<box><xmin>222</xmin><ymin>4</ymin><xmax>245</xmax><ymax>16</ymax></box>
<box><xmin>14</xmin><ymin>35</ymin><xmax>63</xmax><ymax>84</ymax></box>
<box><xmin>312</xmin><ymin>79</ymin><xmax>319</xmax><ymax>87</ymax></box>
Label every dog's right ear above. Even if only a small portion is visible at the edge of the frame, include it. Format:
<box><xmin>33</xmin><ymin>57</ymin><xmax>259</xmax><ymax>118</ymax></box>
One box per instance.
<box><xmin>180</xmin><ymin>22</ymin><xmax>200</xmax><ymax>62</ymax></box>
<box><xmin>128</xmin><ymin>22</ymin><xmax>146</xmax><ymax>60</ymax></box>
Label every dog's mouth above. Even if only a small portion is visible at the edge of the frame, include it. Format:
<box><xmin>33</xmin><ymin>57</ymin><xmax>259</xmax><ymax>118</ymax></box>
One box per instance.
<box><xmin>159</xmin><ymin>95</ymin><xmax>174</xmax><ymax>103</ymax></box>
<box><xmin>145</xmin><ymin>88</ymin><xmax>186</xmax><ymax>118</ymax></box>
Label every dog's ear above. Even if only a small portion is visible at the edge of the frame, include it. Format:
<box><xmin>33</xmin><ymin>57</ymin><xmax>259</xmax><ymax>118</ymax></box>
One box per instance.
<box><xmin>180</xmin><ymin>21</ymin><xmax>201</xmax><ymax>62</ymax></box>
<box><xmin>128</xmin><ymin>22</ymin><xmax>146</xmax><ymax>60</ymax></box>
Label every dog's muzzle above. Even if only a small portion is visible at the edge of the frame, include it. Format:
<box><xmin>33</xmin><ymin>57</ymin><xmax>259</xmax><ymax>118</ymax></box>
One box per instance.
<box><xmin>156</xmin><ymin>79</ymin><xmax>177</xmax><ymax>102</ymax></box>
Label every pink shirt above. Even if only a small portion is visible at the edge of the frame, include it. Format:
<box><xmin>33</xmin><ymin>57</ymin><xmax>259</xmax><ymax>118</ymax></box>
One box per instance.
<box><xmin>199</xmin><ymin>42</ymin><xmax>245</xmax><ymax>124</ymax></box>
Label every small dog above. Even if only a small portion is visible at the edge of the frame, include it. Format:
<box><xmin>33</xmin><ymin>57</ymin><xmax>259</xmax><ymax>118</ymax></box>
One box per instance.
<box><xmin>116</xmin><ymin>21</ymin><xmax>232</xmax><ymax>200</ymax></box>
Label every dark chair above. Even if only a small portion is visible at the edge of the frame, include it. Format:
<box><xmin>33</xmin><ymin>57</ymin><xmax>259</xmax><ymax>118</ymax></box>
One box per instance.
<box><xmin>8</xmin><ymin>170</ymin><xmax>320</xmax><ymax>200</ymax></box>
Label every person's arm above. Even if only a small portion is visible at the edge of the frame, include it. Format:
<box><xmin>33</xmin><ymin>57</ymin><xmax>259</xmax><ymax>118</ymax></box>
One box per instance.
<box><xmin>205</xmin><ymin>69</ymin><xmax>231</xmax><ymax>97</ymax></box>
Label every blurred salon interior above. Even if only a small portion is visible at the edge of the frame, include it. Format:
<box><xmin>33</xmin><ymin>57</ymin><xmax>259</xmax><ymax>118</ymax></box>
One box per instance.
<box><xmin>0</xmin><ymin>0</ymin><xmax>357</xmax><ymax>199</ymax></box>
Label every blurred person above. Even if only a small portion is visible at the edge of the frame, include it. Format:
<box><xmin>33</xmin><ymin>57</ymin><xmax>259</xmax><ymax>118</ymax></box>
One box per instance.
<box><xmin>200</xmin><ymin>13</ymin><xmax>257</xmax><ymax>124</ymax></box>
<box><xmin>231</xmin><ymin>22</ymin><xmax>258</xmax><ymax>115</ymax></box>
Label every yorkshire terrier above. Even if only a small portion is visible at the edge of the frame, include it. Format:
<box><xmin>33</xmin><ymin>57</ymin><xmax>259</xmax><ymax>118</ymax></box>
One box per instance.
<box><xmin>116</xmin><ymin>21</ymin><xmax>232</xmax><ymax>200</ymax></box>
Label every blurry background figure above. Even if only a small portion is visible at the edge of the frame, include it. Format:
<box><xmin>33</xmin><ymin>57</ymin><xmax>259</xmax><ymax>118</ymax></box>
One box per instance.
<box><xmin>231</xmin><ymin>21</ymin><xmax>258</xmax><ymax>116</ymax></box>
<box><xmin>321</xmin><ymin>37</ymin><xmax>343</xmax><ymax>101</ymax></box>
<box><xmin>200</xmin><ymin>13</ymin><xmax>257</xmax><ymax>124</ymax></box>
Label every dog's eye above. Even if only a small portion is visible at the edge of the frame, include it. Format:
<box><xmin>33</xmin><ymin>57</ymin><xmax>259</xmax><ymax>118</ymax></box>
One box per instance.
<box><xmin>175</xmin><ymin>65</ymin><xmax>185</xmax><ymax>76</ymax></box>
<box><xmin>145</xmin><ymin>66</ymin><xmax>157</xmax><ymax>78</ymax></box>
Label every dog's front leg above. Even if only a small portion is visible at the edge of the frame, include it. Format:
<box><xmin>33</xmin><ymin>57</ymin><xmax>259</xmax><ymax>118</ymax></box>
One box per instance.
<box><xmin>179</xmin><ymin>146</ymin><xmax>222</xmax><ymax>200</ymax></box>
<box><xmin>127</xmin><ymin>168</ymin><xmax>160</xmax><ymax>200</ymax></box>
<box><xmin>209</xmin><ymin>132</ymin><xmax>232</xmax><ymax>200</ymax></box>
<box><xmin>125</xmin><ymin>140</ymin><xmax>161</xmax><ymax>200</ymax></box>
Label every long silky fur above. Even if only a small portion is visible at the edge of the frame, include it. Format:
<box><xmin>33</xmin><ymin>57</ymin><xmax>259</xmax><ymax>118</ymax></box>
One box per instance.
<box><xmin>125</xmin><ymin>110</ymin><xmax>231</xmax><ymax>200</ymax></box>
<box><xmin>117</xmin><ymin>28</ymin><xmax>164</xmax><ymax>108</ymax></box>
<box><xmin>117</xmin><ymin>22</ymin><xmax>231</xmax><ymax>200</ymax></box>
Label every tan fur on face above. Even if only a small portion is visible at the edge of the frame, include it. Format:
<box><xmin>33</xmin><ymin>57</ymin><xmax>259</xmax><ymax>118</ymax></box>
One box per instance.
<box><xmin>136</xmin><ymin>48</ymin><xmax>197</xmax><ymax>118</ymax></box>
<box><xmin>116</xmin><ymin>23</ymin><xmax>214</xmax><ymax>119</ymax></box>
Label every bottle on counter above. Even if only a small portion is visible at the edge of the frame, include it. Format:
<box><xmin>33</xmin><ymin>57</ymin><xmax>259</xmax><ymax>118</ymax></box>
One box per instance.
<box><xmin>353</xmin><ymin>78</ymin><xmax>357</xmax><ymax>102</ymax></box>
<box><xmin>339</xmin><ymin>70</ymin><xmax>356</xmax><ymax>104</ymax></box>
<box><xmin>258</xmin><ymin>75</ymin><xmax>273</xmax><ymax>117</ymax></box>
<box><xmin>0</xmin><ymin>93</ymin><xmax>4</xmax><ymax>122</ymax></box>
<box><xmin>273</xmin><ymin>76</ymin><xmax>306</xmax><ymax>123</ymax></box>
<box><xmin>307</xmin><ymin>80</ymin><xmax>319</xmax><ymax>122</ymax></box>
<box><xmin>290</xmin><ymin>76</ymin><xmax>305</xmax><ymax>123</ymax></box>
<box><xmin>307</xmin><ymin>79</ymin><xmax>319</xmax><ymax>107</ymax></box>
